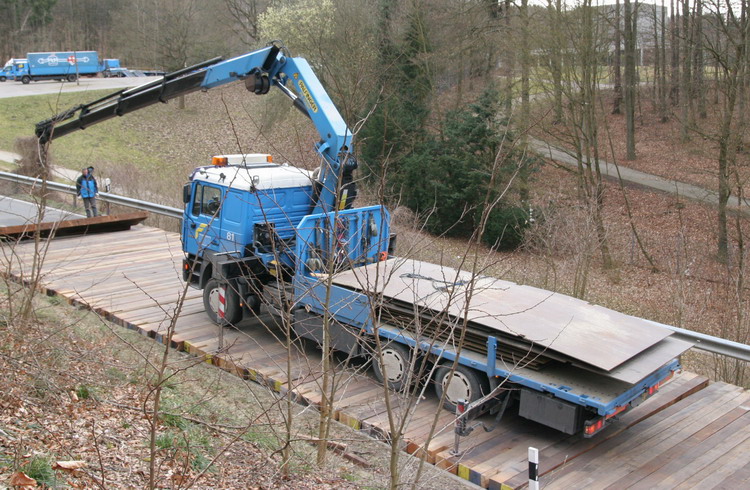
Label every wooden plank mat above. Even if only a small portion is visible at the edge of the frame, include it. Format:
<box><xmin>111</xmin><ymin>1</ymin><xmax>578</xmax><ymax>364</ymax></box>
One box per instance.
<box><xmin>8</xmin><ymin>225</ymin><xmax>746</xmax><ymax>489</ymax></box>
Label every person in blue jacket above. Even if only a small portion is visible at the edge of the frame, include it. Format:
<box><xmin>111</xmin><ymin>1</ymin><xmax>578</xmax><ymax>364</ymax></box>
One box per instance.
<box><xmin>76</xmin><ymin>167</ymin><xmax>99</xmax><ymax>217</ymax></box>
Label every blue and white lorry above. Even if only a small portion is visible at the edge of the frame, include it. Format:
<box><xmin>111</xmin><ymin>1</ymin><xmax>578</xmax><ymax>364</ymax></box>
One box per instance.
<box><xmin>35</xmin><ymin>43</ymin><xmax>690</xmax><ymax>438</ymax></box>
<box><xmin>3</xmin><ymin>51</ymin><xmax>121</xmax><ymax>83</ymax></box>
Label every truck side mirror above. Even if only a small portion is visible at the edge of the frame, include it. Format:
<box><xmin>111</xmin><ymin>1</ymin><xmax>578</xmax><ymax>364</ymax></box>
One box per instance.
<box><xmin>183</xmin><ymin>183</ymin><xmax>191</xmax><ymax>204</ymax></box>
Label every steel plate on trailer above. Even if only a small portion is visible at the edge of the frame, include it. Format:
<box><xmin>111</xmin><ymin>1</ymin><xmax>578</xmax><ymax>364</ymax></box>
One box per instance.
<box><xmin>332</xmin><ymin>259</ymin><xmax>676</xmax><ymax>373</ymax></box>
<box><xmin>585</xmin><ymin>335</ymin><xmax>692</xmax><ymax>384</ymax></box>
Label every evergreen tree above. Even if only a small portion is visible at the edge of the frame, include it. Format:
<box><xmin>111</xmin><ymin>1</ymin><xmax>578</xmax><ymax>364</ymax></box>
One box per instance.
<box><xmin>401</xmin><ymin>86</ymin><xmax>537</xmax><ymax>249</ymax></box>
<box><xmin>359</xmin><ymin>1</ymin><xmax>432</xmax><ymax>184</ymax></box>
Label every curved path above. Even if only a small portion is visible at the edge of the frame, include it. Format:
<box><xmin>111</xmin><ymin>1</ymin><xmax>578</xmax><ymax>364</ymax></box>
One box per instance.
<box><xmin>529</xmin><ymin>137</ymin><xmax>747</xmax><ymax>215</ymax></box>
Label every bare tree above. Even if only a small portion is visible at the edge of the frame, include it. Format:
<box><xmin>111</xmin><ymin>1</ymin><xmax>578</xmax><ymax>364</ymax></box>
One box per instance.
<box><xmin>538</xmin><ymin>1</ymin><xmax>615</xmax><ymax>275</ymax></box>
<box><xmin>694</xmin><ymin>0</ymin><xmax>707</xmax><ymax>119</ymax></box>
<box><xmin>224</xmin><ymin>0</ymin><xmax>266</xmax><ymax>47</ymax></box>
<box><xmin>702</xmin><ymin>0</ymin><xmax>748</xmax><ymax>262</ymax></box>
<box><xmin>624</xmin><ymin>0</ymin><xmax>637</xmax><ymax>159</ymax></box>
<box><xmin>670</xmin><ymin>0</ymin><xmax>681</xmax><ymax>105</ymax></box>
<box><xmin>613</xmin><ymin>0</ymin><xmax>623</xmax><ymax>115</ymax></box>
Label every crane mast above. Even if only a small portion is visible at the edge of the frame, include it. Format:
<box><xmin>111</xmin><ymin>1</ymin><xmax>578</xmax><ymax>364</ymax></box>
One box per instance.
<box><xmin>35</xmin><ymin>44</ymin><xmax>356</xmax><ymax>214</ymax></box>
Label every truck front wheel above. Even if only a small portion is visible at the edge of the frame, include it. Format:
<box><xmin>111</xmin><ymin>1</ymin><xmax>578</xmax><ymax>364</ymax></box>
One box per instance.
<box><xmin>434</xmin><ymin>365</ymin><xmax>490</xmax><ymax>412</ymax></box>
<box><xmin>0</xmin><ymin>76</ymin><xmax>6</xmax><ymax>82</ymax></box>
<box><xmin>203</xmin><ymin>279</ymin><xmax>242</xmax><ymax>325</ymax></box>
<box><xmin>21</xmin><ymin>76</ymin><xmax>30</xmax><ymax>84</ymax></box>
<box><xmin>66</xmin><ymin>74</ymin><xmax>77</xmax><ymax>82</ymax></box>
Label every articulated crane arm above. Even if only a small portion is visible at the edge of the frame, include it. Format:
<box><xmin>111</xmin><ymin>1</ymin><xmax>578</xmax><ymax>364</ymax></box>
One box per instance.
<box><xmin>35</xmin><ymin>44</ymin><xmax>356</xmax><ymax>214</ymax></box>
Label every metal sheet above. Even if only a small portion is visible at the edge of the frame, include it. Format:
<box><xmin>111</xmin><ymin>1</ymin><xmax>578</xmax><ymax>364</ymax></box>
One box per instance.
<box><xmin>582</xmin><ymin>336</ymin><xmax>692</xmax><ymax>384</ymax></box>
<box><xmin>332</xmin><ymin>259</ymin><xmax>674</xmax><ymax>372</ymax></box>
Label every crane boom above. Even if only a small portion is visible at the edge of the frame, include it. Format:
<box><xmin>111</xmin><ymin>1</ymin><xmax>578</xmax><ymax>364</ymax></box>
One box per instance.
<box><xmin>35</xmin><ymin>44</ymin><xmax>355</xmax><ymax>214</ymax></box>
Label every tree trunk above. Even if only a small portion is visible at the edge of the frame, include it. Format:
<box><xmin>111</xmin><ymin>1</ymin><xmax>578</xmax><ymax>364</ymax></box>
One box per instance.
<box><xmin>694</xmin><ymin>0</ymin><xmax>706</xmax><ymax>118</ymax></box>
<box><xmin>660</xmin><ymin>1</ymin><xmax>669</xmax><ymax>121</ymax></box>
<box><xmin>670</xmin><ymin>0</ymin><xmax>680</xmax><ymax>105</ymax></box>
<box><xmin>549</xmin><ymin>0</ymin><xmax>564</xmax><ymax>122</ymax></box>
<box><xmin>680</xmin><ymin>0</ymin><xmax>692</xmax><ymax>141</ymax></box>
<box><xmin>504</xmin><ymin>0</ymin><xmax>514</xmax><ymax>113</ymax></box>
<box><xmin>624</xmin><ymin>0</ymin><xmax>637</xmax><ymax>159</ymax></box>
<box><xmin>613</xmin><ymin>0</ymin><xmax>623</xmax><ymax>114</ymax></box>
<box><xmin>653</xmin><ymin>4</ymin><xmax>661</xmax><ymax>115</ymax></box>
<box><xmin>519</xmin><ymin>0</ymin><xmax>530</xmax><ymax>202</ymax></box>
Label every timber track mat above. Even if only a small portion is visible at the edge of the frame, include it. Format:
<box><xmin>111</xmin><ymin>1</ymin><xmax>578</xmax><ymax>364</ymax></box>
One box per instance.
<box><xmin>5</xmin><ymin>225</ymin><xmax>750</xmax><ymax>489</ymax></box>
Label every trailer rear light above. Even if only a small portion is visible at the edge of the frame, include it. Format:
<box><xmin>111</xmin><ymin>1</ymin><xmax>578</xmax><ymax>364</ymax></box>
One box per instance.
<box><xmin>648</xmin><ymin>371</ymin><xmax>674</xmax><ymax>396</ymax></box>
<box><xmin>606</xmin><ymin>405</ymin><xmax>628</xmax><ymax>420</ymax></box>
<box><xmin>584</xmin><ymin>417</ymin><xmax>605</xmax><ymax>437</ymax></box>
<box><xmin>212</xmin><ymin>156</ymin><xmax>228</xmax><ymax>166</ymax></box>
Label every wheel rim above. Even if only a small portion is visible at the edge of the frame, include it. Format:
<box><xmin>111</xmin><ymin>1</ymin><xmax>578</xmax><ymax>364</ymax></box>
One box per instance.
<box><xmin>380</xmin><ymin>347</ymin><xmax>406</xmax><ymax>383</ymax></box>
<box><xmin>442</xmin><ymin>371</ymin><xmax>473</xmax><ymax>404</ymax></box>
<box><xmin>207</xmin><ymin>286</ymin><xmax>220</xmax><ymax>315</ymax></box>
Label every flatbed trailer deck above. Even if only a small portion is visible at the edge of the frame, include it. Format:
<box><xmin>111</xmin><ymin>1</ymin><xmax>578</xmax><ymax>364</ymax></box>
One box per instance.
<box><xmin>319</xmin><ymin>258</ymin><xmax>691</xmax><ymax>432</ymax></box>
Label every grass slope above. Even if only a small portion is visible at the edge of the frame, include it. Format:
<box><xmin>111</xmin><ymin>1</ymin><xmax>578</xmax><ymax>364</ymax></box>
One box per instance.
<box><xmin>0</xmin><ymin>90</ymin><xmax>162</xmax><ymax>170</ymax></box>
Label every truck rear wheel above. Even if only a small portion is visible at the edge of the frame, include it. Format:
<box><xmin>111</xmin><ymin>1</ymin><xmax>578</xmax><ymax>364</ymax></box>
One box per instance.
<box><xmin>434</xmin><ymin>365</ymin><xmax>490</xmax><ymax>412</ymax></box>
<box><xmin>66</xmin><ymin>74</ymin><xmax>77</xmax><ymax>82</ymax></box>
<box><xmin>372</xmin><ymin>341</ymin><xmax>414</xmax><ymax>391</ymax></box>
<box><xmin>21</xmin><ymin>76</ymin><xmax>30</xmax><ymax>84</ymax></box>
<box><xmin>203</xmin><ymin>279</ymin><xmax>242</xmax><ymax>325</ymax></box>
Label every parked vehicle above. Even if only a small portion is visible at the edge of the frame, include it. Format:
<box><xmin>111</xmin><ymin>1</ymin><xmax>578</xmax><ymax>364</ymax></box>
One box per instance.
<box><xmin>8</xmin><ymin>51</ymin><xmax>121</xmax><ymax>83</ymax></box>
<box><xmin>101</xmin><ymin>59</ymin><xmax>122</xmax><ymax>77</ymax></box>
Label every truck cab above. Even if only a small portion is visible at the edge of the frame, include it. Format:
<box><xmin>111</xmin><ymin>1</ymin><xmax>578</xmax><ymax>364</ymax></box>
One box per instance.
<box><xmin>1</xmin><ymin>58</ymin><xmax>27</xmax><ymax>82</ymax></box>
<box><xmin>181</xmin><ymin>153</ymin><xmax>319</xmax><ymax>318</ymax></box>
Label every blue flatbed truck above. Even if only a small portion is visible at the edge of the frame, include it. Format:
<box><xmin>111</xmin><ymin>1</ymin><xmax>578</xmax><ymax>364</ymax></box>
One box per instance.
<box><xmin>35</xmin><ymin>43</ymin><xmax>690</xmax><ymax>438</ymax></box>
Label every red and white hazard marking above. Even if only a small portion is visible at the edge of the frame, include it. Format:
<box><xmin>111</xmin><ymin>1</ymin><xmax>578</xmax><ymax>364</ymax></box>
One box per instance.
<box><xmin>218</xmin><ymin>285</ymin><xmax>226</xmax><ymax>319</ymax></box>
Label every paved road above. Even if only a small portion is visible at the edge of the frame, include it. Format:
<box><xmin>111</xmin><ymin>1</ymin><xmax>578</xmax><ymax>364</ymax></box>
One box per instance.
<box><xmin>0</xmin><ymin>150</ymin><xmax>18</xmax><ymax>164</ymax></box>
<box><xmin>529</xmin><ymin>137</ymin><xmax>748</xmax><ymax>214</ymax></box>
<box><xmin>0</xmin><ymin>76</ymin><xmax>161</xmax><ymax>99</ymax></box>
<box><xmin>0</xmin><ymin>195</ymin><xmax>82</xmax><ymax>226</ymax></box>
<box><xmin>0</xmin><ymin>149</ymin><xmax>80</xmax><ymax>184</ymax></box>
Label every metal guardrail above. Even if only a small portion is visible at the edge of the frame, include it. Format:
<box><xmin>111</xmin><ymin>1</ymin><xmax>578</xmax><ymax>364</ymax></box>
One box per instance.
<box><xmin>0</xmin><ymin>171</ymin><xmax>182</xmax><ymax>219</ymax></box>
<box><xmin>1</xmin><ymin>171</ymin><xmax>749</xmax><ymax>362</ymax></box>
<box><xmin>653</xmin><ymin>322</ymin><xmax>750</xmax><ymax>363</ymax></box>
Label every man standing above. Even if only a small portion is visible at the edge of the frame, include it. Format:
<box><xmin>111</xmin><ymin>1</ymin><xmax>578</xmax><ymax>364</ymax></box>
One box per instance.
<box><xmin>76</xmin><ymin>166</ymin><xmax>98</xmax><ymax>217</ymax></box>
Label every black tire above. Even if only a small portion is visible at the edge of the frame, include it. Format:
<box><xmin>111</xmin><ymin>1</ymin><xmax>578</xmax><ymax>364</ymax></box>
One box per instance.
<box><xmin>66</xmin><ymin>74</ymin><xmax>77</xmax><ymax>82</ymax></box>
<box><xmin>203</xmin><ymin>278</ymin><xmax>242</xmax><ymax>325</ymax></box>
<box><xmin>21</xmin><ymin>76</ymin><xmax>31</xmax><ymax>84</ymax></box>
<box><xmin>372</xmin><ymin>341</ymin><xmax>414</xmax><ymax>391</ymax></box>
<box><xmin>434</xmin><ymin>364</ymin><xmax>490</xmax><ymax>412</ymax></box>
<box><xmin>0</xmin><ymin>76</ymin><xmax>6</xmax><ymax>82</ymax></box>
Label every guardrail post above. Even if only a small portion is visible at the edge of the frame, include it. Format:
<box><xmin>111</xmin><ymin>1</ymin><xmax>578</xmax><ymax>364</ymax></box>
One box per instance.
<box><xmin>528</xmin><ymin>447</ymin><xmax>539</xmax><ymax>490</ymax></box>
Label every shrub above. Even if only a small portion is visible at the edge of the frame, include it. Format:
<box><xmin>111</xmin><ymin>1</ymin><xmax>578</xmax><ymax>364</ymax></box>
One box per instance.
<box><xmin>482</xmin><ymin>206</ymin><xmax>533</xmax><ymax>250</ymax></box>
<box><xmin>397</xmin><ymin>86</ymin><xmax>538</xmax><ymax>249</ymax></box>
